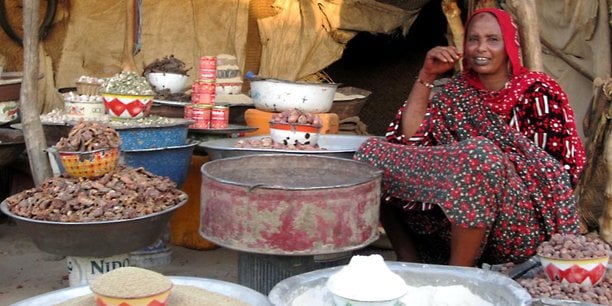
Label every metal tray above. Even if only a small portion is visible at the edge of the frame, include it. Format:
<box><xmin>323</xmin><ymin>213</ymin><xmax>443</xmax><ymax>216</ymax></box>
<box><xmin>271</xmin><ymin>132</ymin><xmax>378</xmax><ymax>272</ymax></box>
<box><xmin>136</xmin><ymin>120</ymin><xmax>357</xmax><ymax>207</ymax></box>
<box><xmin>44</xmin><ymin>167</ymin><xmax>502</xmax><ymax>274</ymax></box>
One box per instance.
<box><xmin>10</xmin><ymin>276</ymin><xmax>271</xmax><ymax>306</ymax></box>
<box><xmin>198</xmin><ymin>134</ymin><xmax>374</xmax><ymax>160</ymax></box>
<box><xmin>268</xmin><ymin>261</ymin><xmax>532</xmax><ymax>306</ymax></box>
<box><xmin>189</xmin><ymin>124</ymin><xmax>257</xmax><ymax>135</ymax></box>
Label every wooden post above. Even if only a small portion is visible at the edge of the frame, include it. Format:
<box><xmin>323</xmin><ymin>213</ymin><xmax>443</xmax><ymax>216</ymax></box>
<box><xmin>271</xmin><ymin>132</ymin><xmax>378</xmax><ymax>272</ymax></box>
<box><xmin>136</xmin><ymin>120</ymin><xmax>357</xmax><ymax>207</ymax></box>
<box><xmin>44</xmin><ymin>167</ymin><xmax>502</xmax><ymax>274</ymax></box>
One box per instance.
<box><xmin>506</xmin><ymin>0</ymin><xmax>543</xmax><ymax>71</ymax></box>
<box><xmin>442</xmin><ymin>0</ymin><xmax>464</xmax><ymax>71</ymax></box>
<box><xmin>21</xmin><ymin>0</ymin><xmax>52</xmax><ymax>185</ymax></box>
<box><xmin>121</xmin><ymin>0</ymin><xmax>138</xmax><ymax>72</ymax></box>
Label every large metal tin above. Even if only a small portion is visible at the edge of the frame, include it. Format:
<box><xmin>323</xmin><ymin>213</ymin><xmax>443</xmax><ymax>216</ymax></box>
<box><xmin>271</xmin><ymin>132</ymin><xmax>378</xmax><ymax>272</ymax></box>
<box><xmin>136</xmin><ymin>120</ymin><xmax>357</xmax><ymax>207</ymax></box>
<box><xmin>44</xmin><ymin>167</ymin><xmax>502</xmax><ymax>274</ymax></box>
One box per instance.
<box><xmin>10</xmin><ymin>276</ymin><xmax>271</xmax><ymax>306</ymax></box>
<box><xmin>269</xmin><ymin>261</ymin><xmax>533</xmax><ymax>306</ymax></box>
<box><xmin>198</xmin><ymin>134</ymin><xmax>374</xmax><ymax>160</ymax></box>
<box><xmin>200</xmin><ymin>154</ymin><xmax>382</xmax><ymax>255</ymax></box>
<box><xmin>0</xmin><ymin>193</ymin><xmax>187</xmax><ymax>257</ymax></box>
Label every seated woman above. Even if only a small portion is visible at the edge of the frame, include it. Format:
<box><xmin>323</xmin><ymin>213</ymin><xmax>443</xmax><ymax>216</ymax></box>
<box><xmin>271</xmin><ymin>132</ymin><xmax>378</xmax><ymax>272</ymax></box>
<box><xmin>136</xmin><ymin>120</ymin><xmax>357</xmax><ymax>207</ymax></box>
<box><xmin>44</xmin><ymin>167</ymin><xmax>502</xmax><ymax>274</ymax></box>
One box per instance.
<box><xmin>354</xmin><ymin>8</ymin><xmax>586</xmax><ymax>267</ymax></box>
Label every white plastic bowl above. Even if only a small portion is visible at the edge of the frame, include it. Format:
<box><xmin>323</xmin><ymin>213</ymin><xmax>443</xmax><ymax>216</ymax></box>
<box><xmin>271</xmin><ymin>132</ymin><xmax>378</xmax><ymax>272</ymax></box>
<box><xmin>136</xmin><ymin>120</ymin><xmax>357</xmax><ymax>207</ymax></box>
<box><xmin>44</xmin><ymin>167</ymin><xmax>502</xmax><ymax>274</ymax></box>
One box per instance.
<box><xmin>250</xmin><ymin>79</ymin><xmax>338</xmax><ymax>113</ymax></box>
<box><xmin>64</xmin><ymin>98</ymin><xmax>105</xmax><ymax>119</ymax></box>
<box><xmin>146</xmin><ymin>72</ymin><xmax>188</xmax><ymax>94</ymax></box>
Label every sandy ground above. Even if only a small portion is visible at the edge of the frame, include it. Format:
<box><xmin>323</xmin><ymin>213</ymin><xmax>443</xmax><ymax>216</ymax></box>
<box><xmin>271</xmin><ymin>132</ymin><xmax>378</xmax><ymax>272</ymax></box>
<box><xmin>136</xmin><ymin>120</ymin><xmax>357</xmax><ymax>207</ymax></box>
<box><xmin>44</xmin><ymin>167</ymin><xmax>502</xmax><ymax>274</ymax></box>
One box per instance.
<box><xmin>0</xmin><ymin>215</ymin><xmax>394</xmax><ymax>305</ymax></box>
<box><xmin>0</xmin><ymin>218</ymin><xmax>240</xmax><ymax>306</ymax></box>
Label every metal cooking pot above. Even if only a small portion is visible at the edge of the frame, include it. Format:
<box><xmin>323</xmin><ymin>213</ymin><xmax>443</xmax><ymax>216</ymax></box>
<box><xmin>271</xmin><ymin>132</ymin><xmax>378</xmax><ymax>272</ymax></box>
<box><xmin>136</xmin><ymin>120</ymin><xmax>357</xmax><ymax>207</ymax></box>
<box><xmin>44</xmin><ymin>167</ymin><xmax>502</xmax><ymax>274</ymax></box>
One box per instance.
<box><xmin>200</xmin><ymin>154</ymin><xmax>382</xmax><ymax>255</ymax></box>
<box><xmin>250</xmin><ymin>79</ymin><xmax>339</xmax><ymax>113</ymax></box>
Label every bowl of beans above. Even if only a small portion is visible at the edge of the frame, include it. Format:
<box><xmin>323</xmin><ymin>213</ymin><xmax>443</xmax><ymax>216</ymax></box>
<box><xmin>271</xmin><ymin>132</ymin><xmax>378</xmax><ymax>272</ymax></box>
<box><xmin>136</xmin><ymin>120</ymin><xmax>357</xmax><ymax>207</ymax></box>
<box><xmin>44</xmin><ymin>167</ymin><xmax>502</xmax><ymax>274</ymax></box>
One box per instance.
<box><xmin>537</xmin><ymin>234</ymin><xmax>610</xmax><ymax>287</ymax></box>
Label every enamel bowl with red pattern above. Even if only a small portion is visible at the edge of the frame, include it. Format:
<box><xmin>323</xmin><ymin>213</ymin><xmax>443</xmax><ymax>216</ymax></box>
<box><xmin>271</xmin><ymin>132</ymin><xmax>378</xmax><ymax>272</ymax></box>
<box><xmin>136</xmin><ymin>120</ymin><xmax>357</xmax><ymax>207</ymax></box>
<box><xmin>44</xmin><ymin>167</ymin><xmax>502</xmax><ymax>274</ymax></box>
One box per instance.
<box><xmin>102</xmin><ymin>93</ymin><xmax>155</xmax><ymax>119</ymax></box>
<box><xmin>539</xmin><ymin>255</ymin><xmax>609</xmax><ymax>286</ymax></box>
<box><xmin>269</xmin><ymin>122</ymin><xmax>321</xmax><ymax>146</ymax></box>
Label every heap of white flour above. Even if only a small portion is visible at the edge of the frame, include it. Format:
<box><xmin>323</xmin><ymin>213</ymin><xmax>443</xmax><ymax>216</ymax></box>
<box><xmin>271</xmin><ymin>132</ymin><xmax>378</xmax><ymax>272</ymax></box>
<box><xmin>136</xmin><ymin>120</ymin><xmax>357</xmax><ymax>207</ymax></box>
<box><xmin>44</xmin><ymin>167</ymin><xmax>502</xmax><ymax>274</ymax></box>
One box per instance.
<box><xmin>326</xmin><ymin>254</ymin><xmax>408</xmax><ymax>301</ymax></box>
<box><xmin>292</xmin><ymin>254</ymin><xmax>495</xmax><ymax>306</ymax></box>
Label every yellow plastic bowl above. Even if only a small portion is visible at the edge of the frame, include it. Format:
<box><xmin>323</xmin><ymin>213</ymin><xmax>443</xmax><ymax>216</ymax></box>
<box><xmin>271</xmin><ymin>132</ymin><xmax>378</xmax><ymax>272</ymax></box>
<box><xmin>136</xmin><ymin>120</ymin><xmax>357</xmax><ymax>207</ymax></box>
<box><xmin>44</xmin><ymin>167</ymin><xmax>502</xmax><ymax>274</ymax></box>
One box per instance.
<box><xmin>58</xmin><ymin>147</ymin><xmax>119</xmax><ymax>178</ymax></box>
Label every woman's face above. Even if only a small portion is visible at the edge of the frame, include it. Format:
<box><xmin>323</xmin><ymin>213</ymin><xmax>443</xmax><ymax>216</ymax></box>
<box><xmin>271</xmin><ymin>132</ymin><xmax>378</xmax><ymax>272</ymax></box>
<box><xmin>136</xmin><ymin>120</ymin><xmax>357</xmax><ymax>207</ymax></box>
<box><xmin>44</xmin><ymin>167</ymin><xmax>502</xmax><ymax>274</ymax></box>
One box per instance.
<box><xmin>465</xmin><ymin>13</ymin><xmax>509</xmax><ymax>80</ymax></box>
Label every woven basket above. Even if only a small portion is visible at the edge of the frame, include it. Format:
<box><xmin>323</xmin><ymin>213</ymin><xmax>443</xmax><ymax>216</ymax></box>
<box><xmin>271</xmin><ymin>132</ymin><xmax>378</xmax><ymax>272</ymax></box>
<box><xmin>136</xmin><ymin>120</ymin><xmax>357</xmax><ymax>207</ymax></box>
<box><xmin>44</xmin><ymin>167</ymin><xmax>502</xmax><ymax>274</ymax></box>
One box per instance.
<box><xmin>330</xmin><ymin>86</ymin><xmax>372</xmax><ymax>120</ymax></box>
<box><xmin>76</xmin><ymin>82</ymin><xmax>101</xmax><ymax>96</ymax></box>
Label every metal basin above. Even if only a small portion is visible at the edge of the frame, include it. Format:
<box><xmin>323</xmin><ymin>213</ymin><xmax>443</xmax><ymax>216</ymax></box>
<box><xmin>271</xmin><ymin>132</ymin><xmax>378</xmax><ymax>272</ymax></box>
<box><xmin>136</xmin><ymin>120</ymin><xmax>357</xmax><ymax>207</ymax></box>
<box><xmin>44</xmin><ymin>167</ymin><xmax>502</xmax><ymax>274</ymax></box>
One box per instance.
<box><xmin>122</xmin><ymin>143</ymin><xmax>196</xmax><ymax>187</ymax></box>
<box><xmin>200</xmin><ymin>154</ymin><xmax>382</xmax><ymax>255</ymax></box>
<box><xmin>0</xmin><ymin>71</ymin><xmax>22</xmax><ymax>102</ymax></box>
<box><xmin>269</xmin><ymin>261</ymin><xmax>532</xmax><ymax>306</ymax></box>
<box><xmin>0</xmin><ymin>193</ymin><xmax>187</xmax><ymax>257</ymax></box>
<box><xmin>0</xmin><ymin>128</ymin><xmax>25</xmax><ymax>166</ymax></box>
<box><xmin>198</xmin><ymin>134</ymin><xmax>374</xmax><ymax>160</ymax></box>
<box><xmin>11</xmin><ymin>276</ymin><xmax>271</xmax><ymax>306</ymax></box>
<box><xmin>36</xmin><ymin>117</ymin><xmax>192</xmax><ymax>149</ymax></box>
<box><xmin>250</xmin><ymin>79</ymin><xmax>339</xmax><ymax>113</ymax></box>
<box><xmin>116</xmin><ymin>119</ymin><xmax>191</xmax><ymax>150</ymax></box>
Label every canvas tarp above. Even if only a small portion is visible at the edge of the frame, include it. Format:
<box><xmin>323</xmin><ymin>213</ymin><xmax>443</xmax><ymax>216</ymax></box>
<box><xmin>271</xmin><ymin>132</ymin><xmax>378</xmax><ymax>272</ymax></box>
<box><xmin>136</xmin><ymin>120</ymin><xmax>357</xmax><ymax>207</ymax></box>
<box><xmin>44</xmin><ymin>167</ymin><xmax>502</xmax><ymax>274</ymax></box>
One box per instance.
<box><xmin>257</xmin><ymin>0</ymin><xmax>420</xmax><ymax>80</ymax></box>
<box><xmin>37</xmin><ymin>0</ymin><xmax>417</xmax><ymax>111</ymax></box>
<box><xmin>52</xmin><ymin>0</ymin><xmax>250</xmax><ymax>111</ymax></box>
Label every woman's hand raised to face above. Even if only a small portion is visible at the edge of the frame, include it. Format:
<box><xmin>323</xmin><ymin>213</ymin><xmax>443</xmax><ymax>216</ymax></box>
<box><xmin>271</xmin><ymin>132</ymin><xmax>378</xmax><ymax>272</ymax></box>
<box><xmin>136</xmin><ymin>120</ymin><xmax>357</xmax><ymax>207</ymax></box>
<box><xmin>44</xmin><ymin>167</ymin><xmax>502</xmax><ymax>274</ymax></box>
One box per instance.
<box><xmin>420</xmin><ymin>46</ymin><xmax>462</xmax><ymax>82</ymax></box>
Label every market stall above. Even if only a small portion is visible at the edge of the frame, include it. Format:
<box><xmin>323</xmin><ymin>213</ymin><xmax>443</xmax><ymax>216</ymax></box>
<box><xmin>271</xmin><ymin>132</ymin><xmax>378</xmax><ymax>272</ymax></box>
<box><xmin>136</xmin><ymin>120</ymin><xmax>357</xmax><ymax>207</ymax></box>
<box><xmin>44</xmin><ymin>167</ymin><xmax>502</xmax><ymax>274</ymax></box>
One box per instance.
<box><xmin>2</xmin><ymin>0</ymin><xmax>611</xmax><ymax>305</ymax></box>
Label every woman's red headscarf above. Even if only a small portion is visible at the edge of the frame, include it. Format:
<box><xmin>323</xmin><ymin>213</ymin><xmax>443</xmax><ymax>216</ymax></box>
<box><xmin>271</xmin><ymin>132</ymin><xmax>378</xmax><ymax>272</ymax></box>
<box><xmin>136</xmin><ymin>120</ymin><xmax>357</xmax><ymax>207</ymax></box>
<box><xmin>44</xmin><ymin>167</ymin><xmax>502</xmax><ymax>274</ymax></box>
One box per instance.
<box><xmin>462</xmin><ymin>8</ymin><xmax>528</xmax><ymax>77</ymax></box>
<box><xmin>462</xmin><ymin>8</ymin><xmax>531</xmax><ymax>117</ymax></box>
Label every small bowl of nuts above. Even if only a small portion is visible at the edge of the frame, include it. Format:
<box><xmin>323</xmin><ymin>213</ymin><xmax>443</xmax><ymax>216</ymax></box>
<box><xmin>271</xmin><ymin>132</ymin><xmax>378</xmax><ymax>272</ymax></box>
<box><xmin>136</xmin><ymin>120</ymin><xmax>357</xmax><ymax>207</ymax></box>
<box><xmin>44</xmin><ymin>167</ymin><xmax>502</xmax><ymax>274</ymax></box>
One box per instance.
<box><xmin>537</xmin><ymin>234</ymin><xmax>610</xmax><ymax>287</ymax></box>
<box><xmin>55</xmin><ymin>121</ymin><xmax>122</xmax><ymax>178</ymax></box>
<box><xmin>58</xmin><ymin>147</ymin><xmax>120</xmax><ymax>179</ymax></box>
<box><xmin>269</xmin><ymin>108</ymin><xmax>322</xmax><ymax>146</ymax></box>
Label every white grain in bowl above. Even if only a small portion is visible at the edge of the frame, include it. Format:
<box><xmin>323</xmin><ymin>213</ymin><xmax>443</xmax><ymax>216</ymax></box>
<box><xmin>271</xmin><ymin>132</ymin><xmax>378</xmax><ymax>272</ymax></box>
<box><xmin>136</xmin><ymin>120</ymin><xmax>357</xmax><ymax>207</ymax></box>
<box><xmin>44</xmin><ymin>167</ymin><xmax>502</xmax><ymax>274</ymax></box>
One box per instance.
<box><xmin>89</xmin><ymin>267</ymin><xmax>172</xmax><ymax>298</ymax></box>
<box><xmin>55</xmin><ymin>285</ymin><xmax>249</xmax><ymax>306</ymax></box>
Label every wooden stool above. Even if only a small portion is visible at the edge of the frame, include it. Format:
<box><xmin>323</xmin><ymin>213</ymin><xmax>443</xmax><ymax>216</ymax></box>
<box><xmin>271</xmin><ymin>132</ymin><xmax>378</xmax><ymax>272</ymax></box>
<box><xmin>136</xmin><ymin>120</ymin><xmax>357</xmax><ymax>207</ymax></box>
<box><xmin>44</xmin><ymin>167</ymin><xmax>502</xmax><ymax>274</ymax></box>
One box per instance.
<box><xmin>244</xmin><ymin>108</ymin><xmax>340</xmax><ymax>136</ymax></box>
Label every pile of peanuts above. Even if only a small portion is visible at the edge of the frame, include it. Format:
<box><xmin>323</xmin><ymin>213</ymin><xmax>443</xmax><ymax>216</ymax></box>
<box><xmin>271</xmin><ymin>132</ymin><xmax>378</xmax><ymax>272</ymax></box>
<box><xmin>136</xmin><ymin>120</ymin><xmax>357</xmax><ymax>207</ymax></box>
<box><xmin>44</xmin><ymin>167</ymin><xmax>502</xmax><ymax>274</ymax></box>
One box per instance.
<box><xmin>518</xmin><ymin>272</ymin><xmax>611</xmax><ymax>304</ymax></box>
<box><xmin>537</xmin><ymin>233</ymin><xmax>610</xmax><ymax>259</ymax></box>
<box><xmin>270</xmin><ymin>108</ymin><xmax>321</xmax><ymax>126</ymax></box>
<box><xmin>510</xmin><ymin>234</ymin><xmax>612</xmax><ymax>304</ymax></box>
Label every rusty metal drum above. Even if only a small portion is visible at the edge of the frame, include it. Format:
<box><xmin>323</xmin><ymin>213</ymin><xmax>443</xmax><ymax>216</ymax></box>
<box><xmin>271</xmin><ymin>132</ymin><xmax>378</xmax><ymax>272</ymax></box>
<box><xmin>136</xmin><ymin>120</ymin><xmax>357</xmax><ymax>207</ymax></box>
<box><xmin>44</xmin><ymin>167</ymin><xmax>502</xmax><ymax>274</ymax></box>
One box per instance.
<box><xmin>200</xmin><ymin>154</ymin><xmax>382</xmax><ymax>255</ymax></box>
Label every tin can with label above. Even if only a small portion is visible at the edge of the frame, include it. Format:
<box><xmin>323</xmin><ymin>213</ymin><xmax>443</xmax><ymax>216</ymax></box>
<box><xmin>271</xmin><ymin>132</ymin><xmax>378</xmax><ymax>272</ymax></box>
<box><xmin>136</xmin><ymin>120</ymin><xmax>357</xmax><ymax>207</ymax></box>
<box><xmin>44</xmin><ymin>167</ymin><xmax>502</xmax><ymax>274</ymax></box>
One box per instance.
<box><xmin>211</xmin><ymin>105</ymin><xmax>229</xmax><ymax>129</ymax></box>
<box><xmin>195</xmin><ymin>81</ymin><xmax>216</xmax><ymax>105</ymax></box>
<box><xmin>199</xmin><ymin>56</ymin><xmax>217</xmax><ymax>81</ymax></box>
<box><xmin>197</xmin><ymin>92</ymin><xmax>215</xmax><ymax>105</ymax></box>
<box><xmin>191</xmin><ymin>104</ymin><xmax>212</xmax><ymax>128</ymax></box>
<box><xmin>191</xmin><ymin>83</ymin><xmax>200</xmax><ymax>104</ymax></box>
<box><xmin>184</xmin><ymin>103</ymin><xmax>193</xmax><ymax>120</ymax></box>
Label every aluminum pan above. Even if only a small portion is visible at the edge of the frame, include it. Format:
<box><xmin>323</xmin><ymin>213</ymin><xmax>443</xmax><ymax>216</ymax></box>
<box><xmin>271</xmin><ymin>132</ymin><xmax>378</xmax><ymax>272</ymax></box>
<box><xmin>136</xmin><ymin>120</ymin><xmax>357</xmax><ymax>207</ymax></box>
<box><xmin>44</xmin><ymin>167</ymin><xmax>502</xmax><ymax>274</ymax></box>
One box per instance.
<box><xmin>269</xmin><ymin>261</ymin><xmax>532</xmax><ymax>306</ymax></box>
<box><xmin>10</xmin><ymin>276</ymin><xmax>271</xmax><ymax>306</ymax></box>
<box><xmin>198</xmin><ymin>134</ymin><xmax>375</xmax><ymax>160</ymax></box>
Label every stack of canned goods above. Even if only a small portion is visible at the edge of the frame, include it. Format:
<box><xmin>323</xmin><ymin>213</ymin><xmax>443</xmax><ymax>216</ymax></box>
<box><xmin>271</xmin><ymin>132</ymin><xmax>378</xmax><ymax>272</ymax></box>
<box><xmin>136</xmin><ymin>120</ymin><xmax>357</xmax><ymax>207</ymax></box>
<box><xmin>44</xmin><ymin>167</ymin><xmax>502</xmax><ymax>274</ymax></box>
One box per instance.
<box><xmin>185</xmin><ymin>56</ymin><xmax>229</xmax><ymax>129</ymax></box>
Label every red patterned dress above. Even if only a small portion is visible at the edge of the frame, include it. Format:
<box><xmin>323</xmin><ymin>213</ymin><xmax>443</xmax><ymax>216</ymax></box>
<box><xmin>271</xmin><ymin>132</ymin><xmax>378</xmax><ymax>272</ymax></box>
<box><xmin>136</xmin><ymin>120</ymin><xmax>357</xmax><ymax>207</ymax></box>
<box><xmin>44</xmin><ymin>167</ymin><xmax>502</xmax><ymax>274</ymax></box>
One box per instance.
<box><xmin>354</xmin><ymin>71</ymin><xmax>585</xmax><ymax>264</ymax></box>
